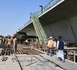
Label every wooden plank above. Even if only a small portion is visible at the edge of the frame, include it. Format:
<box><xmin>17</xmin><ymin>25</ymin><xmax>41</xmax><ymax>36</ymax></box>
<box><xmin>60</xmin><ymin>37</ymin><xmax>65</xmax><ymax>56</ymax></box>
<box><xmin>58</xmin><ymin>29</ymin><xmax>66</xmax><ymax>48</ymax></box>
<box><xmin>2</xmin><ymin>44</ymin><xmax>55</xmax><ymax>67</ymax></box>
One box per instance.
<box><xmin>40</xmin><ymin>54</ymin><xmax>77</xmax><ymax>70</ymax></box>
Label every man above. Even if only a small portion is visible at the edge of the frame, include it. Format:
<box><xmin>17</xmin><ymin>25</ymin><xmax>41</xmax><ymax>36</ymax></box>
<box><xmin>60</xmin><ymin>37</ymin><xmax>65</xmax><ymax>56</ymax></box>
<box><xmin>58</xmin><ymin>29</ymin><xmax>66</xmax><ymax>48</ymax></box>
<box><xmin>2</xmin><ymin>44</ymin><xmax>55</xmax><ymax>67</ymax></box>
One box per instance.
<box><xmin>7</xmin><ymin>36</ymin><xmax>13</xmax><ymax>55</ymax></box>
<box><xmin>12</xmin><ymin>34</ymin><xmax>18</xmax><ymax>54</ymax></box>
<box><xmin>57</xmin><ymin>36</ymin><xmax>65</xmax><ymax>62</ymax></box>
<box><xmin>47</xmin><ymin>36</ymin><xmax>54</xmax><ymax>56</ymax></box>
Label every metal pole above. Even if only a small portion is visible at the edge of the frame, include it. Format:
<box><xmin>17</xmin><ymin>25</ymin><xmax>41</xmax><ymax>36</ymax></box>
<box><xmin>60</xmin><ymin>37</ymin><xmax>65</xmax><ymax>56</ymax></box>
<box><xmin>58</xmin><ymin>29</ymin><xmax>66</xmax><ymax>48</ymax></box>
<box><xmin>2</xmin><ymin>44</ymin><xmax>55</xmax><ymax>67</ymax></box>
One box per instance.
<box><xmin>39</xmin><ymin>5</ymin><xmax>43</xmax><ymax>14</ymax></box>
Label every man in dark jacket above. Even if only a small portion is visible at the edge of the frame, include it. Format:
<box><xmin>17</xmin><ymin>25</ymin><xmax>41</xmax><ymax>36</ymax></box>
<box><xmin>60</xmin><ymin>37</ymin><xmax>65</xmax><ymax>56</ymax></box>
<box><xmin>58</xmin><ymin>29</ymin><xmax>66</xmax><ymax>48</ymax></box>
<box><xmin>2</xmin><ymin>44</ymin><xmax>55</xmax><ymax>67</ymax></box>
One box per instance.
<box><xmin>57</xmin><ymin>36</ymin><xmax>65</xmax><ymax>62</ymax></box>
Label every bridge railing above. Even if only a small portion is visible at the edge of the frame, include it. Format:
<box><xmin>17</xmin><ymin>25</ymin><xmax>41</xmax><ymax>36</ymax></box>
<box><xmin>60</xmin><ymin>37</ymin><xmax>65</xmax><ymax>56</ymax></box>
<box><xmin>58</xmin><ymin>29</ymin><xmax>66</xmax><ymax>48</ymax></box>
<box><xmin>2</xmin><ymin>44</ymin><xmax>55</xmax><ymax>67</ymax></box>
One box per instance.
<box><xmin>18</xmin><ymin>0</ymin><xmax>64</xmax><ymax>31</ymax></box>
<box><xmin>37</xmin><ymin>0</ymin><xmax>64</xmax><ymax>16</ymax></box>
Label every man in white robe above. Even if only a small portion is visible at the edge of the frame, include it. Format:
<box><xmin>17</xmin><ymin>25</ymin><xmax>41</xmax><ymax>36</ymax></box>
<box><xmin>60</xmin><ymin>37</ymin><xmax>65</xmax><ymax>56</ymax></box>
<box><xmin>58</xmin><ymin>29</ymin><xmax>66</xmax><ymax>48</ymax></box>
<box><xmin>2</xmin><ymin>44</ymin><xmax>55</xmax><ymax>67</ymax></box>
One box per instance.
<box><xmin>56</xmin><ymin>36</ymin><xmax>65</xmax><ymax>62</ymax></box>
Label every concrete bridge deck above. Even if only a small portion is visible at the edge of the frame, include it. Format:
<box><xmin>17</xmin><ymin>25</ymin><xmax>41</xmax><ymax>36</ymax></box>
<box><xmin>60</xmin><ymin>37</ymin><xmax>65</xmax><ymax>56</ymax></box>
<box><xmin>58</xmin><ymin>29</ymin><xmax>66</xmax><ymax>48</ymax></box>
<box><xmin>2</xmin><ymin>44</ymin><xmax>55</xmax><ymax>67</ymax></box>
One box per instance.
<box><xmin>0</xmin><ymin>55</ymin><xmax>21</xmax><ymax>70</ymax></box>
<box><xmin>40</xmin><ymin>54</ymin><xmax>77</xmax><ymax>70</ymax></box>
<box><xmin>0</xmin><ymin>53</ymin><xmax>77</xmax><ymax>70</ymax></box>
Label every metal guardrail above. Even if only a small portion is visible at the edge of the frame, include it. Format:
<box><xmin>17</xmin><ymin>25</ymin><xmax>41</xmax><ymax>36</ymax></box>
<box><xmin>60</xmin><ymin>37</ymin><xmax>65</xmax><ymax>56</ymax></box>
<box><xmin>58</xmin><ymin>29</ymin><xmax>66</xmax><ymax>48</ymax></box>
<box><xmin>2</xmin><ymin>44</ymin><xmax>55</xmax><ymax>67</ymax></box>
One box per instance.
<box><xmin>37</xmin><ymin>0</ymin><xmax>61</xmax><ymax>16</ymax></box>
<box><xmin>19</xmin><ymin>0</ymin><xmax>64</xmax><ymax>31</ymax></box>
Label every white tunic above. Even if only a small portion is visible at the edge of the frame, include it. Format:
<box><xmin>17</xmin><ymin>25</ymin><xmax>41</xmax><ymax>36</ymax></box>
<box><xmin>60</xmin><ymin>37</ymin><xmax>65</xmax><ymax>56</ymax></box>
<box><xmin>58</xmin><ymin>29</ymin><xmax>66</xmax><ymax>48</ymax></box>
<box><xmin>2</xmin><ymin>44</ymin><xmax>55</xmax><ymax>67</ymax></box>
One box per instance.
<box><xmin>56</xmin><ymin>41</ymin><xmax>64</xmax><ymax>60</ymax></box>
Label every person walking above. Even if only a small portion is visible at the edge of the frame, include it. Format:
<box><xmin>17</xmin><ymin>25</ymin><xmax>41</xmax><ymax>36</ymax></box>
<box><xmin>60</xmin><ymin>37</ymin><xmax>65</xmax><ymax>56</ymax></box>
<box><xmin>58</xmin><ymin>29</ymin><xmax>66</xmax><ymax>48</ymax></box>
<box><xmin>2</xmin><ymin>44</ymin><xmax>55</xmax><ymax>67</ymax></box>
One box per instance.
<box><xmin>47</xmin><ymin>36</ymin><xmax>54</xmax><ymax>56</ymax></box>
<box><xmin>56</xmin><ymin>36</ymin><xmax>65</xmax><ymax>62</ymax></box>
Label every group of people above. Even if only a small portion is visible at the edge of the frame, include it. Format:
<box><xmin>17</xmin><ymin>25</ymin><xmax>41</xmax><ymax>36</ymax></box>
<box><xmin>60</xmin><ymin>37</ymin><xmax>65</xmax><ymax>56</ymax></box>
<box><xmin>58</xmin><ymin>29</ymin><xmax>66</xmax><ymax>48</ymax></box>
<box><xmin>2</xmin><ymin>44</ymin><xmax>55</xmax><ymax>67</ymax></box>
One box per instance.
<box><xmin>3</xmin><ymin>34</ymin><xmax>18</xmax><ymax>55</ymax></box>
<box><xmin>7</xmin><ymin>35</ymin><xmax>17</xmax><ymax>53</ymax></box>
<box><xmin>47</xmin><ymin>36</ymin><xmax>65</xmax><ymax>62</ymax></box>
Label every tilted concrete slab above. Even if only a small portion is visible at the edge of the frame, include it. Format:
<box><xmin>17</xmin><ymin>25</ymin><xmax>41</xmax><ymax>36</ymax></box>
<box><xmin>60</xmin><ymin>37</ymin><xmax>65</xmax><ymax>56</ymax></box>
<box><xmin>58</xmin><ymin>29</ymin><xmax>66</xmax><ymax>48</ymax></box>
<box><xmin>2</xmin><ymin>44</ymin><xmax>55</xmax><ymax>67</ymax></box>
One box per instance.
<box><xmin>18</xmin><ymin>0</ymin><xmax>77</xmax><ymax>42</ymax></box>
<box><xmin>40</xmin><ymin>54</ymin><xmax>77</xmax><ymax>70</ymax></box>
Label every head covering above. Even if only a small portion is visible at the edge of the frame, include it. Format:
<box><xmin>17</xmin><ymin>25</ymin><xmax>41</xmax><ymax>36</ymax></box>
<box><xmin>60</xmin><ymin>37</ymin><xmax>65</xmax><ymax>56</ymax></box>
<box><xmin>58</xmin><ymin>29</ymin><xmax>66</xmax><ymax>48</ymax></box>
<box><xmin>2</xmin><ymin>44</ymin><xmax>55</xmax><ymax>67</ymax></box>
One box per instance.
<box><xmin>49</xmin><ymin>36</ymin><xmax>53</xmax><ymax>39</ymax></box>
<box><xmin>12</xmin><ymin>34</ymin><xmax>16</xmax><ymax>38</ymax></box>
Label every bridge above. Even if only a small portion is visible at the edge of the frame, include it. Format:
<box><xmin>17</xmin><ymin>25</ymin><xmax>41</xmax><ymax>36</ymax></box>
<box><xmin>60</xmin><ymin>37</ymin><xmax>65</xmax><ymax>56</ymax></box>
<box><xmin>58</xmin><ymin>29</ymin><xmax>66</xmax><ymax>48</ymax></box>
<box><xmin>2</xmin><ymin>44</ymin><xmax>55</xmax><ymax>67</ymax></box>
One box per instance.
<box><xmin>18</xmin><ymin>0</ymin><xmax>77</xmax><ymax>44</ymax></box>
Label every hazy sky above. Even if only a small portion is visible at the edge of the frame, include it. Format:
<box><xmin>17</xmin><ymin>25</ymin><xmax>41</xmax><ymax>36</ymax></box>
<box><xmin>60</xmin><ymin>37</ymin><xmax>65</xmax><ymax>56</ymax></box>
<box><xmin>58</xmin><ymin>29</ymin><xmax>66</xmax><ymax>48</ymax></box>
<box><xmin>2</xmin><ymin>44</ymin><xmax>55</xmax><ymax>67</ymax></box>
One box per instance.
<box><xmin>0</xmin><ymin>0</ymin><xmax>51</xmax><ymax>36</ymax></box>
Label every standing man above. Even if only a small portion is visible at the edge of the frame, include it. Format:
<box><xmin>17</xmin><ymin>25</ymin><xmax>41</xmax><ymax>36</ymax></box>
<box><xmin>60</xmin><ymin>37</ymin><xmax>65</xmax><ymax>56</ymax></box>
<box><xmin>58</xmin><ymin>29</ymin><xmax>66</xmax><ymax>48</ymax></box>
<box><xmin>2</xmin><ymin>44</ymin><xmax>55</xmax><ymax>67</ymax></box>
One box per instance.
<box><xmin>12</xmin><ymin>34</ymin><xmax>18</xmax><ymax>54</ymax></box>
<box><xmin>7</xmin><ymin>36</ymin><xmax>13</xmax><ymax>55</ymax></box>
<box><xmin>57</xmin><ymin>36</ymin><xmax>65</xmax><ymax>62</ymax></box>
<box><xmin>47</xmin><ymin>36</ymin><xmax>54</xmax><ymax>56</ymax></box>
